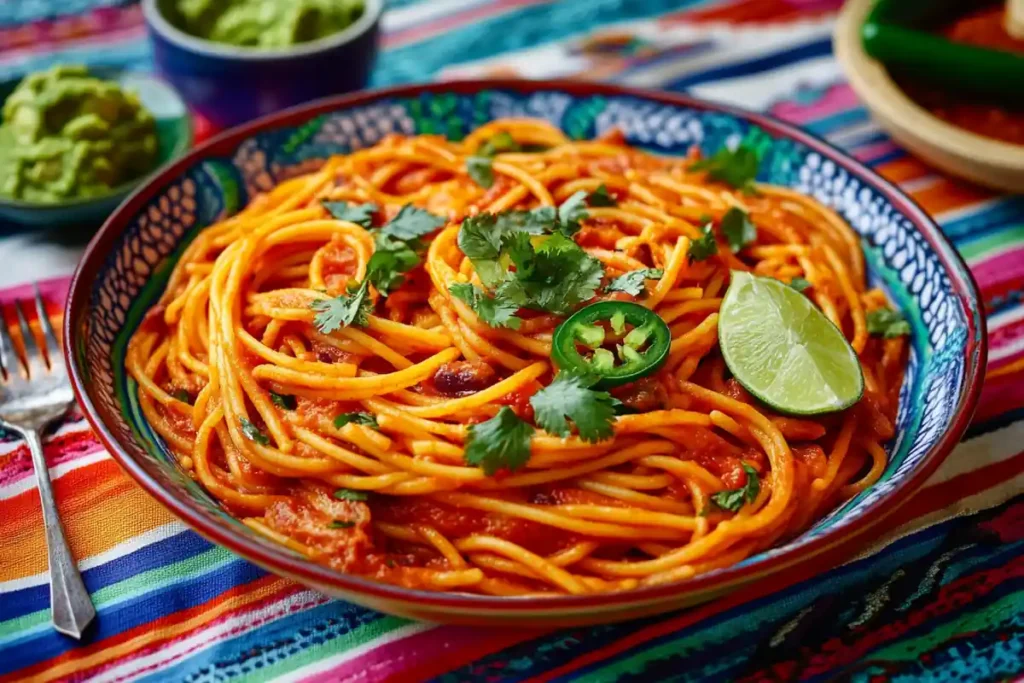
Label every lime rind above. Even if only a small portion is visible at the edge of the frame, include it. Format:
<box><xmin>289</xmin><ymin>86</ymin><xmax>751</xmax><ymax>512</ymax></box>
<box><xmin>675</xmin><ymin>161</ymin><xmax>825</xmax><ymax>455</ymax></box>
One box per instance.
<box><xmin>718</xmin><ymin>271</ymin><xmax>865</xmax><ymax>415</ymax></box>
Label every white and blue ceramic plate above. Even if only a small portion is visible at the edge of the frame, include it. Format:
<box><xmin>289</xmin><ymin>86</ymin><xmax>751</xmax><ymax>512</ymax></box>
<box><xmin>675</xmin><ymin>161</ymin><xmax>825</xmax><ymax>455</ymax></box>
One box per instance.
<box><xmin>65</xmin><ymin>81</ymin><xmax>986</xmax><ymax>626</ymax></box>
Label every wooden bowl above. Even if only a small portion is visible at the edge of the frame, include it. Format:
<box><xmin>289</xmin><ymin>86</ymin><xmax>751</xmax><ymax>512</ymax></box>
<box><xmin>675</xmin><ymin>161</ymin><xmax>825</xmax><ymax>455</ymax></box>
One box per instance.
<box><xmin>834</xmin><ymin>0</ymin><xmax>1024</xmax><ymax>193</ymax></box>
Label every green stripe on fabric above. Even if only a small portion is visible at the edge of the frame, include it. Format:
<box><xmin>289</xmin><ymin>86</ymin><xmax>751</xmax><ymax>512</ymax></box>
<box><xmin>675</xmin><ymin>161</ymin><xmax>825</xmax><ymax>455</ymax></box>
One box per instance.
<box><xmin>233</xmin><ymin>615</ymin><xmax>411</xmax><ymax>682</ymax></box>
<box><xmin>0</xmin><ymin>547</ymin><xmax>234</xmax><ymax>641</ymax></box>
<box><xmin>871</xmin><ymin>590</ymin><xmax>1024</xmax><ymax>661</ymax></box>
<box><xmin>957</xmin><ymin>224</ymin><xmax>1024</xmax><ymax>262</ymax></box>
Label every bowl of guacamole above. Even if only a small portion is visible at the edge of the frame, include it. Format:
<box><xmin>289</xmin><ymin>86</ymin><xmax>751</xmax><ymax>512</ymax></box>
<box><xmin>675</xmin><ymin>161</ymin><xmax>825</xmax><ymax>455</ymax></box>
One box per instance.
<box><xmin>173</xmin><ymin>0</ymin><xmax>366</xmax><ymax>49</ymax></box>
<box><xmin>0</xmin><ymin>65</ymin><xmax>192</xmax><ymax>228</ymax></box>
<box><xmin>143</xmin><ymin>0</ymin><xmax>382</xmax><ymax>129</ymax></box>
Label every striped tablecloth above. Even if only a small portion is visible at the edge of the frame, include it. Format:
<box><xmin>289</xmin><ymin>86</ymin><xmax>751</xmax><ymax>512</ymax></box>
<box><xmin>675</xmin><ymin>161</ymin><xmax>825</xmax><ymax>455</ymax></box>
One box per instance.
<box><xmin>2</xmin><ymin>1</ymin><xmax>1023</xmax><ymax>681</ymax></box>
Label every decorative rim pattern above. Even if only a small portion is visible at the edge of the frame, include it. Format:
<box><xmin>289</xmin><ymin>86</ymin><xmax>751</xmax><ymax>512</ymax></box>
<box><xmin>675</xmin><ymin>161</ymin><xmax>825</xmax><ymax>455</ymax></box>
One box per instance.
<box><xmin>64</xmin><ymin>80</ymin><xmax>986</xmax><ymax>617</ymax></box>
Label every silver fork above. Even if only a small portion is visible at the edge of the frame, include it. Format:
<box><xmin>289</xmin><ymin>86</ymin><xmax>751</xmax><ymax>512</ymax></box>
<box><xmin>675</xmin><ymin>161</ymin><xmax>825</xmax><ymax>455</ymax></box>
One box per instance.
<box><xmin>0</xmin><ymin>286</ymin><xmax>95</xmax><ymax>639</ymax></box>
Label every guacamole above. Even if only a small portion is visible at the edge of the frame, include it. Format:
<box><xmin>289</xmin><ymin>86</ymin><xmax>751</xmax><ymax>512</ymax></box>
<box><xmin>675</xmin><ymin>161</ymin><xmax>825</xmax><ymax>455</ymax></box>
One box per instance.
<box><xmin>174</xmin><ymin>0</ymin><xmax>366</xmax><ymax>49</ymax></box>
<box><xmin>0</xmin><ymin>65</ymin><xmax>158</xmax><ymax>203</ymax></box>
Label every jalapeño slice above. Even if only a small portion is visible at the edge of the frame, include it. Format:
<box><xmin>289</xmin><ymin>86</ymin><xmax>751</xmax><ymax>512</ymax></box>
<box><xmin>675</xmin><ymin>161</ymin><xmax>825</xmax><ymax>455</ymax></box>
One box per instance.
<box><xmin>552</xmin><ymin>301</ymin><xmax>671</xmax><ymax>388</ymax></box>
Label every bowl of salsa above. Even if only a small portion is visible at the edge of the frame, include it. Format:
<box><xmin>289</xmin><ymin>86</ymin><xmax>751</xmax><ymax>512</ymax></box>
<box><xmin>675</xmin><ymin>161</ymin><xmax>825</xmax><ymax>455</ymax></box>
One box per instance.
<box><xmin>835</xmin><ymin>0</ymin><xmax>1024</xmax><ymax>192</ymax></box>
<box><xmin>142</xmin><ymin>0</ymin><xmax>382</xmax><ymax>130</ymax></box>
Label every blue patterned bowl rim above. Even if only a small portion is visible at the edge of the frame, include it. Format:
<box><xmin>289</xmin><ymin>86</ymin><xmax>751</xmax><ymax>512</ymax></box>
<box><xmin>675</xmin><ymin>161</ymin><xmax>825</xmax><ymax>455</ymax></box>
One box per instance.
<box><xmin>64</xmin><ymin>80</ymin><xmax>987</xmax><ymax>614</ymax></box>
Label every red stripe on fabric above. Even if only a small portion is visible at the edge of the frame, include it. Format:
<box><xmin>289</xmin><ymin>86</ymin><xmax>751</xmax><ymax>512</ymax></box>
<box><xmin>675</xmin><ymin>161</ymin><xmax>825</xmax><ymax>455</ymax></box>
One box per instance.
<box><xmin>892</xmin><ymin>449</ymin><xmax>1024</xmax><ymax>527</ymax></box>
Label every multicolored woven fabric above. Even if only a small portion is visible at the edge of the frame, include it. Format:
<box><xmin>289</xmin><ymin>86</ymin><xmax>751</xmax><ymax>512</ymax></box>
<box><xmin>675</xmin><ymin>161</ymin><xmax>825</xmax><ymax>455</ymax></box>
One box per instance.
<box><xmin>1</xmin><ymin>1</ymin><xmax>1023</xmax><ymax>681</ymax></box>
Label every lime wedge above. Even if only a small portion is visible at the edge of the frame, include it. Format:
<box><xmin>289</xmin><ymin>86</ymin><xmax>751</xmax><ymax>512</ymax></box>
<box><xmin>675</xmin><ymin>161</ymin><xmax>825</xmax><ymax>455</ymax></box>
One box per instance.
<box><xmin>718</xmin><ymin>271</ymin><xmax>864</xmax><ymax>415</ymax></box>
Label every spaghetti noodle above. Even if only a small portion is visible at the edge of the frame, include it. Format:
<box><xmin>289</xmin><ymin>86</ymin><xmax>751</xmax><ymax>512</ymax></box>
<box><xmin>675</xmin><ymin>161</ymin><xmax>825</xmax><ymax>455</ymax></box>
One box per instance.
<box><xmin>128</xmin><ymin>119</ymin><xmax>907</xmax><ymax>596</ymax></box>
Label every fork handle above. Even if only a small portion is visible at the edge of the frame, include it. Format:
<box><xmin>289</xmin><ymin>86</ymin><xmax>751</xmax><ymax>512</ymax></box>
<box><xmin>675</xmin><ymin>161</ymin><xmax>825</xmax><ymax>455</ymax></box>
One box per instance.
<box><xmin>24</xmin><ymin>427</ymin><xmax>96</xmax><ymax>639</ymax></box>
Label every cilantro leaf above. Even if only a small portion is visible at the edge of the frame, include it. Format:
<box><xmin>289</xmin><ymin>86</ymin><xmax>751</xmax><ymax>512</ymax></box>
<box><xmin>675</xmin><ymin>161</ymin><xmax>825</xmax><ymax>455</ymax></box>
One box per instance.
<box><xmin>588</xmin><ymin>184</ymin><xmax>617</xmax><ymax>207</ymax></box>
<box><xmin>688</xmin><ymin>224</ymin><xmax>718</xmax><ymax>262</ymax></box>
<box><xmin>606</xmin><ymin>268</ymin><xmax>664</xmax><ymax>297</ymax></box>
<box><xmin>457</xmin><ymin>210</ymin><xmax>554</xmax><ymax>287</ymax></box>
<box><xmin>323</xmin><ymin>201</ymin><xmax>378</xmax><ymax>228</ymax></box>
<box><xmin>172</xmin><ymin>389</ymin><xmax>192</xmax><ymax>404</ymax></box>
<box><xmin>333</xmin><ymin>412</ymin><xmax>379</xmax><ymax>430</ymax></box>
<box><xmin>517</xmin><ymin>233</ymin><xmax>604</xmax><ymax>315</ymax></box>
<box><xmin>530</xmin><ymin>373</ymin><xmax>616</xmax><ymax>443</ymax></box>
<box><xmin>328</xmin><ymin>520</ymin><xmax>356</xmax><ymax>529</ymax></box>
<box><xmin>788</xmin><ymin>277</ymin><xmax>812</xmax><ymax>293</ymax></box>
<box><xmin>449</xmin><ymin>283</ymin><xmax>522</xmax><ymax>330</ymax></box>
<box><xmin>720</xmin><ymin>207</ymin><xmax>757</xmax><ymax>252</ymax></box>
<box><xmin>377</xmin><ymin>204</ymin><xmax>446</xmax><ymax>242</ymax></box>
<box><xmin>467</xmin><ymin>155</ymin><xmax>494</xmax><ymax>188</ymax></box>
<box><xmin>270</xmin><ymin>392</ymin><xmax>296</xmax><ymax>410</ymax></box>
<box><xmin>365</xmin><ymin>234</ymin><xmax>421</xmax><ymax>294</ymax></box>
<box><xmin>557</xmin><ymin>190</ymin><xmax>589</xmax><ymax>235</ymax></box>
<box><xmin>477</xmin><ymin>131</ymin><xmax>520</xmax><ymax>157</ymax></box>
<box><xmin>866</xmin><ymin>308</ymin><xmax>910</xmax><ymax>338</ymax></box>
<box><xmin>711</xmin><ymin>463</ymin><xmax>760</xmax><ymax>512</ymax></box>
<box><xmin>691</xmin><ymin>146</ymin><xmax>761</xmax><ymax>193</ymax></box>
<box><xmin>240</xmin><ymin>418</ymin><xmax>270</xmax><ymax>446</ymax></box>
<box><xmin>333</xmin><ymin>488</ymin><xmax>369</xmax><ymax>501</ymax></box>
<box><xmin>464</xmin><ymin>406</ymin><xmax>533</xmax><ymax>475</ymax></box>
<box><xmin>311</xmin><ymin>279</ymin><xmax>372</xmax><ymax>333</ymax></box>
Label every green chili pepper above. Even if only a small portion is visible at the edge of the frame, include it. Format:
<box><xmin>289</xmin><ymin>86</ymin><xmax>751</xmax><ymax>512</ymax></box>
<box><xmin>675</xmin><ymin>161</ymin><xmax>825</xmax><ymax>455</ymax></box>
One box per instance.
<box><xmin>551</xmin><ymin>301</ymin><xmax>671</xmax><ymax>388</ymax></box>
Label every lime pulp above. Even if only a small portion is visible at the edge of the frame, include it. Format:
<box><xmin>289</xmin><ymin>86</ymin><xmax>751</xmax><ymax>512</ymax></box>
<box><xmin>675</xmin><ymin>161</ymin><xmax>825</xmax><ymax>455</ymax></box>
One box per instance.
<box><xmin>718</xmin><ymin>271</ymin><xmax>864</xmax><ymax>415</ymax></box>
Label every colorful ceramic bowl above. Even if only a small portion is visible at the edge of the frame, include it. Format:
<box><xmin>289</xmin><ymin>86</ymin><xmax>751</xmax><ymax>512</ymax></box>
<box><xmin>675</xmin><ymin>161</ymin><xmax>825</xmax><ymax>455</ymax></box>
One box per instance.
<box><xmin>65</xmin><ymin>80</ymin><xmax>986</xmax><ymax>626</ymax></box>
<box><xmin>142</xmin><ymin>0</ymin><xmax>382</xmax><ymax>130</ymax></box>
<box><xmin>0</xmin><ymin>70</ymin><xmax>192</xmax><ymax>229</ymax></box>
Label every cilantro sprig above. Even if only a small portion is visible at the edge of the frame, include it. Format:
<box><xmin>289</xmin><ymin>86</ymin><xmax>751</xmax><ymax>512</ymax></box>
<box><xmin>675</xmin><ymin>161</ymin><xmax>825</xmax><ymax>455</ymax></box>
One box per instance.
<box><xmin>456</xmin><ymin>202</ymin><xmax>605</xmax><ymax>321</ymax></box>
<box><xmin>449</xmin><ymin>283</ymin><xmax>522</xmax><ymax>329</ymax></box>
<box><xmin>270</xmin><ymin>392</ymin><xmax>296</xmax><ymax>410</ymax></box>
<box><xmin>529</xmin><ymin>373</ymin><xmax>617</xmax><ymax>443</ymax></box>
<box><xmin>333</xmin><ymin>412</ymin><xmax>379</xmax><ymax>430</ymax></box>
<box><xmin>588</xmin><ymin>184</ymin><xmax>617</xmax><ymax>207</ymax></box>
<box><xmin>606</xmin><ymin>268</ymin><xmax>664</xmax><ymax>297</ymax></box>
<box><xmin>711</xmin><ymin>463</ymin><xmax>760</xmax><ymax>512</ymax></box>
<box><xmin>333</xmin><ymin>488</ymin><xmax>369</xmax><ymax>501</ymax></box>
<box><xmin>311</xmin><ymin>205</ymin><xmax>446</xmax><ymax>332</ymax></box>
<box><xmin>240</xmin><ymin>418</ymin><xmax>270</xmax><ymax>446</ymax></box>
<box><xmin>866</xmin><ymin>308</ymin><xmax>910</xmax><ymax>338</ymax></box>
<box><xmin>691</xmin><ymin>146</ymin><xmax>761</xmax><ymax>194</ymax></box>
<box><xmin>688</xmin><ymin>224</ymin><xmax>718</xmax><ymax>262</ymax></box>
<box><xmin>311</xmin><ymin>279</ymin><xmax>372</xmax><ymax>333</ymax></box>
<box><xmin>323</xmin><ymin>201</ymin><xmax>377</xmax><ymax>227</ymax></box>
<box><xmin>720</xmin><ymin>207</ymin><xmax>757</xmax><ymax>253</ymax></box>
<box><xmin>464</xmin><ymin>406</ymin><xmax>533</xmax><ymax>476</ymax></box>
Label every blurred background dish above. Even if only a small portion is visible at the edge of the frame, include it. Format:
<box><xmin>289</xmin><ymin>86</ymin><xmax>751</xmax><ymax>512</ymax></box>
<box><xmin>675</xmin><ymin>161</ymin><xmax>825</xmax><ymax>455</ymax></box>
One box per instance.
<box><xmin>835</xmin><ymin>0</ymin><xmax>1024</xmax><ymax>192</ymax></box>
<box><xmin>142</xmin><ymin>0</ymin><xmax>382</xmax><ymax>130</ymax></box>
<box><xmin>0</xmin><ymin>66</ymin><xmax>191</xmax><ymax>229</ymax></box>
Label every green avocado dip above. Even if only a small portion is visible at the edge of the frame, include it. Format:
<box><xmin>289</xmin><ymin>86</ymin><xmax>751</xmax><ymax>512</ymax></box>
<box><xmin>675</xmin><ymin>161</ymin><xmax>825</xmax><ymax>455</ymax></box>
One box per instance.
<box><xmin>173</xmin><ymin>0</ymin><xmax>366</xmax><ymax>49</ymax></box>
<box><xmin>0</xmin><ymin>65</ymin><xmax>158</xmax><ymax>203</ymax></box>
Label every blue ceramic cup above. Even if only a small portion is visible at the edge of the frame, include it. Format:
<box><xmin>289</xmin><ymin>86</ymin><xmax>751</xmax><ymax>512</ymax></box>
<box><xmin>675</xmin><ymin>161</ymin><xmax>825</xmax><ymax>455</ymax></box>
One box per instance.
<box><xmin>142</xmin><ymin>0</ymin><xmax>382</xmax><ymax>130</ymax></box>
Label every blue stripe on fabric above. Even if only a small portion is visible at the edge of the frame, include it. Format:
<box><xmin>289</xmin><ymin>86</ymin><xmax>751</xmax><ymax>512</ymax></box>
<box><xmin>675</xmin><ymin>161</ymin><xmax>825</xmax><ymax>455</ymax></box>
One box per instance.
<box><xmin>663</xmin><ymin>38</ymin><xmax>834</xmax><ymax>92</ymax></box>
<box><xmin>802</xmin><ymin>107</ymin><xmax>871</xmax><ymax>137</ymax></box>
<box><xmin>0</xmin><ymin>39</ymin><xmax>153</xmax><ymax>82</ymax></box>
<box><xmin>3</xmin><ymin>530</ymin><xmax>212</xmax><ymax>622</ymax></box>
<box><xmin>140</xmin><ymin>600</ymin><xmax>384</xmax><ymax>682</ymax></box>
<box><xmin>940</xmin><ymin>196</ymin><xmax>1024</xmax><ymax>243</ymax></box>
<box><xmin>371</xmin><ymin>0</ymin><xmax>713</xmax><ymax>87</ymax></box>
<box><xmin>0</xmin><ymin>559</ymin><xmax>266</xmax><ymax>675</ymax></box>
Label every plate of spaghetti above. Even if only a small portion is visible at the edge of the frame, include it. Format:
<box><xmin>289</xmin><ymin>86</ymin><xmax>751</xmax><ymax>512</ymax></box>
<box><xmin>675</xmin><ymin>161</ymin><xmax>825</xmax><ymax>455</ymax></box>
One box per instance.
<box><xmin>66</xmin><ymin>81</ymin><xmax>985</xmax><ymax>625</ymax></box>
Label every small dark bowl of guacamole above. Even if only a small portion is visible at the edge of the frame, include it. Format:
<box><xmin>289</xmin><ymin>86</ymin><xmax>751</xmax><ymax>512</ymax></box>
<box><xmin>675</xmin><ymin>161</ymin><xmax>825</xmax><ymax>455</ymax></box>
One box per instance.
<box><xmin>142</xmin><ymin>0</ymin><xmax>383</xmax><ymax>130</ymax></box>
